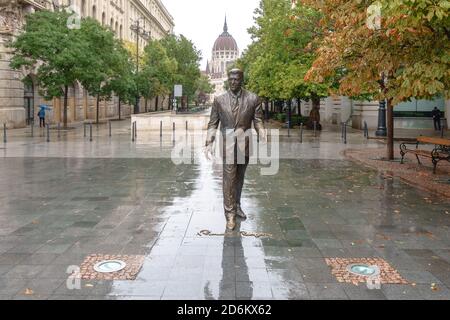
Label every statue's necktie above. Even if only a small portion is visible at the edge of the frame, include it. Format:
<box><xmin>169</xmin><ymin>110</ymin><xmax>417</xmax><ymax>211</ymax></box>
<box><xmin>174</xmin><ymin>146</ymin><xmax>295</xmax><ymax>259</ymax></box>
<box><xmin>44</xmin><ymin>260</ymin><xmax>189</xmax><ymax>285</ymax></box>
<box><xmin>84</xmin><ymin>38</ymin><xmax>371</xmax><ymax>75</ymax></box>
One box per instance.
<box><xmin>231</xmin><ymin>94</ymin><xmax>240</xmax><ymax>121</ymax></box>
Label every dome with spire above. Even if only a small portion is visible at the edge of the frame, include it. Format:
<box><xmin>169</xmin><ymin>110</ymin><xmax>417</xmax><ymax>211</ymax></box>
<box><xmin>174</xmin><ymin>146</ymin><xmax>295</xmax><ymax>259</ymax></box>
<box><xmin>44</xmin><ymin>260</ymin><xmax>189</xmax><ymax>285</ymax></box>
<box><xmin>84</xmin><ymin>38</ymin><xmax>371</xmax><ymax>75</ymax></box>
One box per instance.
<box><xmin>213</xmin><ymin>16</ymin><xmax>239</xmax><ymax>52</ymax></box>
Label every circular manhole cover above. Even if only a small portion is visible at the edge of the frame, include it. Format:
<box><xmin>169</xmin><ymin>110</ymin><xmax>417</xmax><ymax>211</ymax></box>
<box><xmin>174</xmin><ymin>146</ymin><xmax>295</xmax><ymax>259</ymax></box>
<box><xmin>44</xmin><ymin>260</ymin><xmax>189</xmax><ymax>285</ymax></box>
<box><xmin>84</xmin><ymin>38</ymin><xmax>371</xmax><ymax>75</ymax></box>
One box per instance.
<box><xmin>346</xmin><ymin>264</ymin><xmax>380</xmax><ymax>277</ymax></box>
<box><xmin>93</xmin><ymin>260</ymin><xmax>126</xmax><ymax>273</ymax></box>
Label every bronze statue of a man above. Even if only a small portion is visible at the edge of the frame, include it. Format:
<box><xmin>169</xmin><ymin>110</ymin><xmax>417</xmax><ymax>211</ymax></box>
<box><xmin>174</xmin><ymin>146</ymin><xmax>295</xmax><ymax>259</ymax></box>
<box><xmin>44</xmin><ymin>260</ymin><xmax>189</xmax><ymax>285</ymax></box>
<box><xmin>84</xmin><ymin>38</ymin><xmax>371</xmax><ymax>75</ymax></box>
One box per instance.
<box><xmin>205</xmin><ymin>68</ymin><xmax>266</xmax><ymax>230</ymax></box>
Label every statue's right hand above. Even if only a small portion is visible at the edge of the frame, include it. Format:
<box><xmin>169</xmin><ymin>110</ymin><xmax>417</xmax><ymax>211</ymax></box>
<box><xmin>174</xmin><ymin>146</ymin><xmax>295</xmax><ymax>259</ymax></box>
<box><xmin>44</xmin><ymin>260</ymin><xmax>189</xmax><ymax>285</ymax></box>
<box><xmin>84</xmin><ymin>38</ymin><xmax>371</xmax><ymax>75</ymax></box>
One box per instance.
<box><xmin>204</xmin><ymin>144</ymin><xmax>213</xmax><ymax>161</ymax></box>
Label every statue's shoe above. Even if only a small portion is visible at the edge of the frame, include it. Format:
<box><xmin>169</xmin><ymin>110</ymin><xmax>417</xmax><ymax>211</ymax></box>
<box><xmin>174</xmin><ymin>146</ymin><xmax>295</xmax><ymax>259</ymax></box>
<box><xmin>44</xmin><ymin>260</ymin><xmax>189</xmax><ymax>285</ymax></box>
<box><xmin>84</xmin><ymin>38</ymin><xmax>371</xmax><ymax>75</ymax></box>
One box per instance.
<box><xmin>236</xmin><ymin>206</ymin><xmax>247</xmax><ymax>219</ymax></box>
<box><xmin>226</xmin><ymin>214</ymin><xmax>236</xmax><ymax>230</ymax></box>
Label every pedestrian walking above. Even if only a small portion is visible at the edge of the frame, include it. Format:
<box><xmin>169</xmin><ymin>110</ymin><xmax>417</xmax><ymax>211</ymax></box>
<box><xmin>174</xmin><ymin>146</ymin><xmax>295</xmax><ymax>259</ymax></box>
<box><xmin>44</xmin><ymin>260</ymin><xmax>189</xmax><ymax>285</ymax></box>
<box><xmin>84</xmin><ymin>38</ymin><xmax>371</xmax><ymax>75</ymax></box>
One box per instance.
<box><xmin>431</xmin><ymin>107</ymin><xmax>442</xmax><ymax>131</ymax></box>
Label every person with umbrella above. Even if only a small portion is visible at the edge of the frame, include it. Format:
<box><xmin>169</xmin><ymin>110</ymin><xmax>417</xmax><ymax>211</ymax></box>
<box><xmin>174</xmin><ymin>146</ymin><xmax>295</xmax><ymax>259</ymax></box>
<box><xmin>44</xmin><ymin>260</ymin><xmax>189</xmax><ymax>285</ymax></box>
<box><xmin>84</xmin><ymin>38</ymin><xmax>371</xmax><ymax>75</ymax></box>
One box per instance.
<box><xmin>37</xmin><ymin>104</ymin><xmax>51</xmax><ymax>128</ymax></box>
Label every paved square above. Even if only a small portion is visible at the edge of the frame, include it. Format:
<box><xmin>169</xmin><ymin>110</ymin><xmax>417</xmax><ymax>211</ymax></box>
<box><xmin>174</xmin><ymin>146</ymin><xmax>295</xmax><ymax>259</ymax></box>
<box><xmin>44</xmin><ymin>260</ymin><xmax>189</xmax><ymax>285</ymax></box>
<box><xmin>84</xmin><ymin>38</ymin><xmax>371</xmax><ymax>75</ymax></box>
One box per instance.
<box><xmin>1</xmin><ymin>122</ymin><xmax>449</xmax><ymax>299</ymax></box>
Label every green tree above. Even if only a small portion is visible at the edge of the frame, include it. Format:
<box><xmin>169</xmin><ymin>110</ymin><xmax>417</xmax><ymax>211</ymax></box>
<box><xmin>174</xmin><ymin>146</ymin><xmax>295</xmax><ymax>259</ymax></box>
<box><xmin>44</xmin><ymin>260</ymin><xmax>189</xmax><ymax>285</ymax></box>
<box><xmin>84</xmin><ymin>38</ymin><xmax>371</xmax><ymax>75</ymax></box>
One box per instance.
<box><xmin>77</xmin><ymin>18</ymin><xmax>123</xmax><ymax>124</ymax></box>
<box><xmin>303</xmin><ymin>0</ymin><xmax>450</xmax><ymax>159</ymax></box>
<box><xmin>10</xmin><ymin>10</ymin><xmax>87</xmax><ymax>128</ymax></box>
<box><xmin>161</xmin><ymin>35</ymin><xmax>202</xmax><ymax>104</ymax></box>
<box><xmin>239</xmin><ymin>0</ymin><xmax>331</xmax><ymax>128</ymax></box>
<box><xmin>139</xmin><ymin>40</ymin><xmax>177</xmax><ymax>110</ymax></box>
<box><xmin>104</xmin><ymin>42</ymin><xmax>136</xmax><ymax>120</ymax></box>
<box><xmin>194</xmin><ymin>74</ymin><xmax>214</xmax><ymax>105</ymax></box>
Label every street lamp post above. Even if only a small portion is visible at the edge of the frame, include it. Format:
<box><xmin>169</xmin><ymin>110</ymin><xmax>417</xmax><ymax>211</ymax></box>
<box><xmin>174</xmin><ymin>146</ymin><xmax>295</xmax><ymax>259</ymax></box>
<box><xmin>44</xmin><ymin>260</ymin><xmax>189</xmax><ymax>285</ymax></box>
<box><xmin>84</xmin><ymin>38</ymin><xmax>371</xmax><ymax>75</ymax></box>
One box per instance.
<box><xmin>375</xmin><ymin>73</ymin><xmax>387</xmax><ymax>137</ymax></box>
<box><xmin>375</xmin><ymin>99</ymin><xmax>387</xmax><ymax>137</ymax></box>
<box><xmin>130</xmin><ymin>18</ymin><xmax>150</xmax><ymax>114</ymax></box>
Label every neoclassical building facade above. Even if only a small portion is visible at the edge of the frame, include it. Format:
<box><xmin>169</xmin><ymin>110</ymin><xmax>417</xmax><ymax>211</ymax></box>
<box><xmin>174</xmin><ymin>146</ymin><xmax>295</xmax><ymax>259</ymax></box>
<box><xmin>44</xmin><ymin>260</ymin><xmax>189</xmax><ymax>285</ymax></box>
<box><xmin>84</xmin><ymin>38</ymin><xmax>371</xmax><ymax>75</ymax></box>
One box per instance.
<box><xmin>0</xmin><ymin>0</ymin><xmax>174</xmax><ymax>128</ymax></box>
<box><xmin>206</xmin><ymin>17</ymin><xmax>239</xmax><ymax>98</ymax></box>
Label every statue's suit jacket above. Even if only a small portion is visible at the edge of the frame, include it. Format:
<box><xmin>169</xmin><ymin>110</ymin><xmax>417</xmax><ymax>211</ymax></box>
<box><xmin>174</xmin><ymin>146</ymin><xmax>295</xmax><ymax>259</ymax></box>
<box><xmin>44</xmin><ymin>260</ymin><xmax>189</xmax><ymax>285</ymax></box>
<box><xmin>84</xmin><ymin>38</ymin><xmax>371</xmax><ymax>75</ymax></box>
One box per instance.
<box><xmin>206</xmin><ymin>89</ymin><xmax>265</xmax><ymax>159</ymax></box>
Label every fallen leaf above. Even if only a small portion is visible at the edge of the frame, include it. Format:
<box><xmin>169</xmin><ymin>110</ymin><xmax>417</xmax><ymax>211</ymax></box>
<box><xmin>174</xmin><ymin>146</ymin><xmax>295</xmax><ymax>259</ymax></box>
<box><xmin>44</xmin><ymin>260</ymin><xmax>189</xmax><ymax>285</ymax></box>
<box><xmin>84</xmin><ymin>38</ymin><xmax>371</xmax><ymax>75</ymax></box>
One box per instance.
<box><xmin>431</xmin><ymin>283</ymin><xmax>439</xmax><ymax>291</ymax></box>
<box><xmin>24</xmin><ymin>288</ymin><xmax>34</xmax><ymax>295</ymax></box>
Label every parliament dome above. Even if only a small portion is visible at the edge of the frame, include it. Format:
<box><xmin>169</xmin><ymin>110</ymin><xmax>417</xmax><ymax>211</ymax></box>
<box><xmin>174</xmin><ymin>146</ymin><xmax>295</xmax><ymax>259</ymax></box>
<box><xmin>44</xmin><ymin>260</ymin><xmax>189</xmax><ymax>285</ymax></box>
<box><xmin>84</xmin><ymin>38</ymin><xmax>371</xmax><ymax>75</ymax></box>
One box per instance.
<box><xmin>212</xmin><ymin>18</ymin><xmax>239</xmax><ymax>52</ymax></box>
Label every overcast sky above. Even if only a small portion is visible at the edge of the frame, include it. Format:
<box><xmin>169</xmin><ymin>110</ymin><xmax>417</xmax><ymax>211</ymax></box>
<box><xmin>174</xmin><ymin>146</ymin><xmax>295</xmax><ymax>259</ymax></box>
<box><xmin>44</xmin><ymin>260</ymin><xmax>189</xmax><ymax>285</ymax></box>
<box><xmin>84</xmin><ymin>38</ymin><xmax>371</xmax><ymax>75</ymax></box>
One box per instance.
<box><xmin>161</xmin><ymin>0</ymin><xmax>261</xmax><ymax>70</ymax></box>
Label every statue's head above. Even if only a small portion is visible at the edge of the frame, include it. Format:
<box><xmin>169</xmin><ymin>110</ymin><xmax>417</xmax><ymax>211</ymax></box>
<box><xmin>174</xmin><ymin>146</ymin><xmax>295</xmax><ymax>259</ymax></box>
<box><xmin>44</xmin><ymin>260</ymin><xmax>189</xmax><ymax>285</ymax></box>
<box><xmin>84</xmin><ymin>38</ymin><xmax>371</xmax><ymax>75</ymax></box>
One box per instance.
<box><xmin>228</xmin><ymin>68</ymin><xmax>244</xmax><ymax>94</ymax></box>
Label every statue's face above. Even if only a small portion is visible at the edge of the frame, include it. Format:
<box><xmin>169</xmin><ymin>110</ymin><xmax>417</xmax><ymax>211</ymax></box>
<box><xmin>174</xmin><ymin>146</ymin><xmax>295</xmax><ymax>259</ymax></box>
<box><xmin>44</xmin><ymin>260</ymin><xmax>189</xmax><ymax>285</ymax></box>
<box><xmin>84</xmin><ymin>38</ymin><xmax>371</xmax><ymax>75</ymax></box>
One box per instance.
<box><xmin>229</xmin><ymin>73</ymin><xmax>243</xmax><ymax>93</ymax></box>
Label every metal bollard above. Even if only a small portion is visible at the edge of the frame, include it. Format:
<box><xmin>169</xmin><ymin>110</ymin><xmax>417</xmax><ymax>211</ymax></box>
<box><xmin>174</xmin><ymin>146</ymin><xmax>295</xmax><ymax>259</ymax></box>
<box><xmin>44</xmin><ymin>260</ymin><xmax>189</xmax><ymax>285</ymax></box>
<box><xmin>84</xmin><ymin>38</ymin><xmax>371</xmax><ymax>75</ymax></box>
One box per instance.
<box><xmin>186</xmin><ymin>121</ymin><xmax>188</xmax><ymax>132</ymax></box>
<box><xmin>134</xmin><ymin>122</ymin><xmax>137</xmax><ymax>138</ymax></box>
<box><xmin>300</xmin><ymin>123</ymin><xmax>303</xmax><ymax>143</ymax></box>
<box><xmin>131</xmin><ymin>122</ymin><xmax>135</xmax><ymax>142</ymax></box>
<box><xmin>109</xmin><ymin>121</ymin><xmax>112</xmax><ymax>137</ymax></box>
<box><xmin>160</xmin><ymin>121</ymin><xmax>162</xmax><ymax>138</ymax></box>
<box><xmin>89</xmin><ymin>122</ymin><xmax>93</xmax><ymax>142</ymax></box>
<box><xmin>47</xmin><ymin>125</ymin><xmax>50</xmax><ymax>142</ymax></box>
<box><xmin>344</xmin><ymin>124</ymin><xmax>347</xmax><ymax>144</ymax></box>
<box><xmin>31</xmin><ymin>120</ymin><xmax>34</xmax><ymax>138</ymax></box>
<box><xmin>58</xmin><ymin>123</ymin><xmax>61</xmax><ymax>138</ymax></box>
<box><xmin>84</xmin><ymin>123</ymin><xmax>87</xmax><ymax>137</ymax></box>
<box><xmin>441</xmin><ymin>126</ymin><xmax>445</xmax><ymax>138</ymax></box>
<box><xmin>173</xmin><ymin>122</ymin><xmax>175</xmax><ymax>143</ymax></box>
<box><xmin>288</xmin><ymin>120</ymin><xmax>290</xmax><ymax>137</ymax></box>
<box><xmin>341</xmin><ymin>122</ymin><xmax>344</xmax><ymax>139</ymax></box>
<box><xmin>313</xmin><ymin>121</ymin><xmax>317</xmax><ymax>137</ymax></box>
<box><xmin>3</xmin><ymin>123</ymin><xmax>6</xmax><ymax>143</ymax></box>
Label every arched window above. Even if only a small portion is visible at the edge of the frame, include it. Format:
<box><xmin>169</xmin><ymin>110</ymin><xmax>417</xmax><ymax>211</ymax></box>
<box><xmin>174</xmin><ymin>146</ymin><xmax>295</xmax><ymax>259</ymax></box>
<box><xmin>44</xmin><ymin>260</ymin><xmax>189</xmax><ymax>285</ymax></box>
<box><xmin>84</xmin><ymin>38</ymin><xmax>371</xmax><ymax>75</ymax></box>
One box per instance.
<box><xmin>102</xmin><ymin>12</ymin><xmax>105</xmax><ymax>26</ymax></box>
<box><xmin>119</xmin><ymin>25</ymin><xmax>123</xmax><ymax>39</ymax></box>
<box><xmin>110</xmin><ymin>18</ymin><xmax>114</xmax><ymax>29</ymax></box>
<box><xmin>115</xmin><ymin>22</ymin><xmax>118</xmax><ymax>35</ymax></box>
<box><xmin>92</xmin><ymin>5</ymin><xmax>96</xmax><ymax>19</ymax></box>
<box><xmin>81</xmin><ymin>0</ymin><xmax>86</xmax><ymax>17</ymax></box>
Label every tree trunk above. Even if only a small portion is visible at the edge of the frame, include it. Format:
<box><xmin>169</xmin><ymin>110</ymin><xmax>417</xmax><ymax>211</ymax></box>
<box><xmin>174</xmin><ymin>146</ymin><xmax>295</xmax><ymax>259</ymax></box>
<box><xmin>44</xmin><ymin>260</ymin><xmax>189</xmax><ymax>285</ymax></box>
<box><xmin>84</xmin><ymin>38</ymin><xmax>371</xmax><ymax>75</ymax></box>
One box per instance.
<box><xmin>118</xmin><ymin>97</ymin><xmax>122</xmax><ymax>120</ymax></box>
<box><xmin>63</xmin><ymin>85</ymin><xmax>68</xmax><ymax>128</ymax></box>
<box><xmin>96</xmin><ymin>94</ymin><xmax>100</xmax><ymax>124</ymax></box>
<box><xmin>297</xmin><ymin>98</ymin><xmax>302</xmax><ymax>126</ymax></box>
<box><xmin>387</xmin><ymin>98</ymin><xmax>394</xmax><ymax>160</ymax></box>
<box><xmin>307</xmin><ymin>95</ymin><xmax>322</xmax><ymax>130</ymax></box>
<box><xmin>287</xmin><ymin>99</ymin><xmax>292</xmax><ymax>129</ymax></box>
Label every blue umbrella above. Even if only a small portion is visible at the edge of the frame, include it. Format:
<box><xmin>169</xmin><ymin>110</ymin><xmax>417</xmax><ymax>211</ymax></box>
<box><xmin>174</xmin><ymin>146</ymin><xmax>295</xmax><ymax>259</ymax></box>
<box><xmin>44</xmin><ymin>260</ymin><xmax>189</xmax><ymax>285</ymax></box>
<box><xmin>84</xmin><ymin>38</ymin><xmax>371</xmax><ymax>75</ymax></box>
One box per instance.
<box><xmin>38</xmin><ymin>104</ymin><xmax>52</xmax><ymax>111</ymax></box>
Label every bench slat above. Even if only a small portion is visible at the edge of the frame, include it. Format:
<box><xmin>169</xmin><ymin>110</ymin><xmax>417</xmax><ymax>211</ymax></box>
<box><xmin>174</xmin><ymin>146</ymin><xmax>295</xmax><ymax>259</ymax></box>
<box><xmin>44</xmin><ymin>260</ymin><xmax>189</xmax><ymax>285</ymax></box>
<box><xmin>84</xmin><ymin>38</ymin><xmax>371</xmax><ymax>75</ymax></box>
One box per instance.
<box><xmin>417</xmin><ymin>136</ymin><xmax>450</xmax><ymax>146</ymax></box>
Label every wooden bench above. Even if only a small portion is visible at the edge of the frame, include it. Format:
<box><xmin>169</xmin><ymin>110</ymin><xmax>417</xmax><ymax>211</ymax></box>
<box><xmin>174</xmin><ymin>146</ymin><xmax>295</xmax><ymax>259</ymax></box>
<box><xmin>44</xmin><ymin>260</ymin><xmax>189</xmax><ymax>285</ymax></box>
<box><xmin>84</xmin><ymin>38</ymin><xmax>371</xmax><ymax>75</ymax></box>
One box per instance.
<box><xmin>400</xmin><ymin>136</ymin><xmax>450</xmax><ymax>174</ymax></box>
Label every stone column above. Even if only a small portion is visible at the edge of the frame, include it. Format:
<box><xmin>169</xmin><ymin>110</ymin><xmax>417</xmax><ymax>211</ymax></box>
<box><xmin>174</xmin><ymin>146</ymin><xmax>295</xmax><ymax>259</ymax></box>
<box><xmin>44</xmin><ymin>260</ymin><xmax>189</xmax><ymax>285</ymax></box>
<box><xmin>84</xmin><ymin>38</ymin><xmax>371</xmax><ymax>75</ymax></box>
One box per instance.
<box><xmin>0</xmin><ymin>2</ymin><xmax>25</xmax><ymax>128</ymax></box>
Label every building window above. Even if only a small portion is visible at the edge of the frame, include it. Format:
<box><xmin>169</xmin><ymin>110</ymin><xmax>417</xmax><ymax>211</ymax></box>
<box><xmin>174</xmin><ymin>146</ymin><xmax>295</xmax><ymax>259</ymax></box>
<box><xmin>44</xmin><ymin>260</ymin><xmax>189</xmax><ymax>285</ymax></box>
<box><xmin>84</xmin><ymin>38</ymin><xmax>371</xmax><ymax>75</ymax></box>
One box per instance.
<box><xmin>102</xmin><ymin>12</ymin><xmax>105</xmax><ymax>26</ymax></box>
<box><xmin>81</xmin><ymin>0</ymin><xmax>86</xmax><ymax>17</ymax></box>
<box><xmin>92</xmin><ymin>5</ymin><xmax>96</xmax><ymax>19</ymax></box>
<box><xmin>120</xmin><ymin>25</ymin><xmax>123</xmax><ymax>40</ymax></box>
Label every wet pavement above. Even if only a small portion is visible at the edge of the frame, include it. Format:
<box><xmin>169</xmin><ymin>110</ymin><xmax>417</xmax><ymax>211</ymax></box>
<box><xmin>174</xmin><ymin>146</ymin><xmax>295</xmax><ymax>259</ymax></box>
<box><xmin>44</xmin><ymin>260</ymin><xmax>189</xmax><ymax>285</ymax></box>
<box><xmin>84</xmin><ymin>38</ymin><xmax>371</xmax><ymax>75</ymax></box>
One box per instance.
<box><xmin>0</xmin><ymin>120</ymin><xmax>449</xmax><ymax>300</ymax></box>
